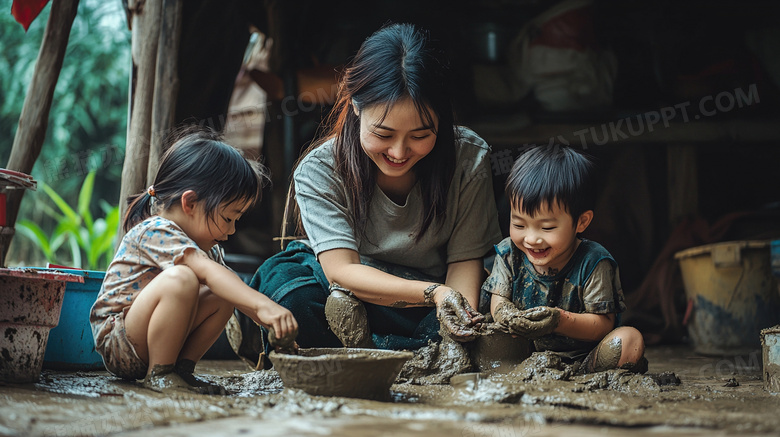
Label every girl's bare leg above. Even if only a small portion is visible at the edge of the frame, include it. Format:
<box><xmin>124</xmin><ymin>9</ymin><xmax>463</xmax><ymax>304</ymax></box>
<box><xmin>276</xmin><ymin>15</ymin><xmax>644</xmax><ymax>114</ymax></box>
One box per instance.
<box><xmin>178</xmin><ymin>289</ymin><xmax>234</xmax><ymax>362</ymax></box>
<box><xmin>124</xmin><ymin>265</ymin><xmax>200</xmax><ymax>373</ymax></box>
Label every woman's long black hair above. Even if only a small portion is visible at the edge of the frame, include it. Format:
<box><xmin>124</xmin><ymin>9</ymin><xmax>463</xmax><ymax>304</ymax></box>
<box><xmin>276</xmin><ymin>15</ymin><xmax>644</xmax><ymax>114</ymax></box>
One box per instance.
<box><xmin>287</xmin><ymin>23</ymin><xmax>457</xmax><ymax>243</ymax></box>
<box><xmin>124</xmin><ymin>127</ymin><xmax>268</xmax><ymax>232</ymax></box>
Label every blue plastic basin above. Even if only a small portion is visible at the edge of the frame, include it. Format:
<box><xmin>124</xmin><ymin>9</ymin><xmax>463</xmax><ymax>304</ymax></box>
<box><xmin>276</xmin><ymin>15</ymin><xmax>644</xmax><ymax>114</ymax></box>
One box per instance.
<box><xmin>38</xmin><ymin>268</ymin><xmax>106</xmax><ymax>370</ymax></box>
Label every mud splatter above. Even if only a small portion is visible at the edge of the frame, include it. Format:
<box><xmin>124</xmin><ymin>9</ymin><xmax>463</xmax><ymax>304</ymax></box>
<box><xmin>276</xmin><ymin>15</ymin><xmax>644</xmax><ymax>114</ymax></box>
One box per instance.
<box><xmin>583</xmin><ymin>336</ymin><xmax>622</xmax><ymax>373</ymax></box>
<box><xmin>1</xmin><ymin>347</ymin><xmax>780</xmax><ymax>436</ymax></box>
<box><xmin>324</xmin><ymin>288</ymin><xmax>374</xmax><ymax>348</ymax></box>
<box><xmin>398</xmin><ymin>333</ymin><xmax>471</xmax><ymax>384</ymax></box>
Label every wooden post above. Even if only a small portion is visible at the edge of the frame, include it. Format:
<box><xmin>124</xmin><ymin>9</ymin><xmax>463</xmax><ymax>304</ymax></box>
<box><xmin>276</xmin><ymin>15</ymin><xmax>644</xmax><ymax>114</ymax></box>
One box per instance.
<box><xmin>667</xmin><ymin>144</ymin><xmax>699</xmax><ymax>224</ymax></box>
<box><xmin>119</xmin><ymin>0</ymin><xmax>163</xmax><ymax>229</ymax></box>
<box><xmin>2</xmin><ymin>0</ymin><xmax>80</xmax><ymax>264</ymax></box>
<box><xmin>147</xmin><ymin>0</ymin><xmax>182</xmax><ymax>183</ymax></box>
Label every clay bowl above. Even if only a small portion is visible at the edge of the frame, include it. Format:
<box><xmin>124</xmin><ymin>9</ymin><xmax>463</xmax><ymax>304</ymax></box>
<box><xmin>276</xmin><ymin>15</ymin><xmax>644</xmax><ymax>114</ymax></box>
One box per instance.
<box><xmin>269</xmin><ymin>347</ymin><xmax>413</xmax><ymax>400</ymax></box>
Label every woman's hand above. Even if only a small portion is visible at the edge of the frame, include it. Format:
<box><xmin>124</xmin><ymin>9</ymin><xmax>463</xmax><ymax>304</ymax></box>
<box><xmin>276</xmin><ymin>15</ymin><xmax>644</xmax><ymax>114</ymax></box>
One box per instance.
<box><xmin>493</xmin><ymin>300</ymin><xmax>560</xmax><ymax>339</ymax></box>
<box><xmin>433</xmin><ymin>287</ymin><xmax>484</xmax><ymax>341</ymax></box>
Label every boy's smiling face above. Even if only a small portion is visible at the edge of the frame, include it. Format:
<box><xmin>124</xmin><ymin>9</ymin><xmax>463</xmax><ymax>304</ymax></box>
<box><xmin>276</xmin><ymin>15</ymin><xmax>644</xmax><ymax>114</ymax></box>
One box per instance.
<box><xmin>509</xmin><ymin>200</ymin><xmax>593</xmax><ymax>275</ymax></box>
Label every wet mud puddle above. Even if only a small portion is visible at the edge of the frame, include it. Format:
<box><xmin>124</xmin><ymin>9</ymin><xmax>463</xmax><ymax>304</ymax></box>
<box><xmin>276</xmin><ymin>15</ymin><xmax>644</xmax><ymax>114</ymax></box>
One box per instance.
<box><xmin>1</xmin><ymin>347</ymin><xmax>779</xmax><ymax>436</ymax></box>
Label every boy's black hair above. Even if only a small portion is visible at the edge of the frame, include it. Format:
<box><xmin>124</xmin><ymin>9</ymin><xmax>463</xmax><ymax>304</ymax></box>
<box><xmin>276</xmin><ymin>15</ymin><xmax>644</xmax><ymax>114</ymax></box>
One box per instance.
<box><xmin>505</xmin><ymin>145</ymin><xmax>595</xmax><ymax>222</ymax></box>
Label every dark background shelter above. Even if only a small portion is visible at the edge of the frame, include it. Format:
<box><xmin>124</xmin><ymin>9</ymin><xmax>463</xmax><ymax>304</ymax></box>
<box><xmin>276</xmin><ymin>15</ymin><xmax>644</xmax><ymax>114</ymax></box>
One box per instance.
<box><xmin>167</xmin><ymin>0</ymin><xmax>780</xmax><ymax>345</ymax></box>
<box><xmin>6</xmin><ymin>0</ymin><xmax>779</xmax><ymax>346</ymax></box>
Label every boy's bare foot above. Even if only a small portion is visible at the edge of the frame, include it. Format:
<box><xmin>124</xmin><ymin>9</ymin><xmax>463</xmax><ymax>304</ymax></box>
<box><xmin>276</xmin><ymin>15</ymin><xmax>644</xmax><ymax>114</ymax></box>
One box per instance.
<box><xmin>325</xmin><ymin>283</ymin><xmax>375</xmax><ymax>348</ymax></box>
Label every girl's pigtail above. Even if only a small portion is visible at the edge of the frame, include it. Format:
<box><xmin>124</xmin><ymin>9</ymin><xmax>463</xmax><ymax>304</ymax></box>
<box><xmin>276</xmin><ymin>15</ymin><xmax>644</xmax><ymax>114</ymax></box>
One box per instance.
<box><xmin>123</xmin><ymin>189</ymin><xmax>155</xmax><ymax>232</ymax></box>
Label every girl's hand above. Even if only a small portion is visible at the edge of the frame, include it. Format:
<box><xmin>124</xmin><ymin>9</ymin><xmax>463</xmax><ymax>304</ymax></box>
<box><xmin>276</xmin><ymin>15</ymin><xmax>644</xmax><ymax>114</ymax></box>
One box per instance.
<box><xmin>268</xmin><ymin>325</ymin><xmax>299</xmax><ymax>354</ymax></box>
<box><xmin>255</xmin><ymin>302</ymin><xmax>298</xmax><ymax>346</ymax></box>
<box><xmin>434</xmin><ymin>287</ymin><xmax>484</xmax><ymax>341</ymax></box>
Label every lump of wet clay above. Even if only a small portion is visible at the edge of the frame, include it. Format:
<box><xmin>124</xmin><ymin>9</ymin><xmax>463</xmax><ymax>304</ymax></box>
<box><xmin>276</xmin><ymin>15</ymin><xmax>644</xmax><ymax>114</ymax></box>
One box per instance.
<box><xmin>268</xmin><ymin>326</ymin><xmax>298</xmax><ymax>354</ymax></box>
<box><xmin>649</xmin><ymin>371</ymin><xmax>681</xmax><ymax>386</ymax></box>
<box><xmin>506</xmin><ymin>351</ymin><xmax>574</xmax><ymax>383</ymax></box>
<box><xmin>397</xmin><ymin>332</ymin><xmax>473</xmax><ymax>385</ymax></box>
<box><xmin>325</xmin><ymin>286</ymin><xmax>374</xmax><ymax>348</ymax></box>
<box><xmin>450</xmin><ymin>372</ymin><xmax>525</xmax><ymax>404</ymax></box>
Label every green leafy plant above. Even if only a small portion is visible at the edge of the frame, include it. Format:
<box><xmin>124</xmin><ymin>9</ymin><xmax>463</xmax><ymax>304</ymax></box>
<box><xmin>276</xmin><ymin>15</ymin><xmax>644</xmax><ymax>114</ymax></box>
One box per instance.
<box><xmin>16</xmin><ymin>170</ymin><xmax>119</xmax><ymax>271</ymax></box>
<box><xmin>2</xmin><ymin>0</ymin><xmax>128</xmax><ymax>266</ymax></box>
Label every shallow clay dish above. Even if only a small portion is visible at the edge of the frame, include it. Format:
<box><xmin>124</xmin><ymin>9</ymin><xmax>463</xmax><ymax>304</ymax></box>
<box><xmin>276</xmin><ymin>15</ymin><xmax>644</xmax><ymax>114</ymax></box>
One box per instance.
<box><xmin>269</xmin><ymin>347</ymin><xmax>413</xmax><ymax>400</ymax></box>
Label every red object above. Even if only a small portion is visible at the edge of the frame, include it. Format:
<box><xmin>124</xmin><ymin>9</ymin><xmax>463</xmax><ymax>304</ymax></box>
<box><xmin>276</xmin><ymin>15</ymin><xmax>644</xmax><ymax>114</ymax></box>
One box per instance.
<box><xmin>11</xmin><ymin>0</ymin><xmax>51</xmax><ymax>31</ymax></box>
<box><xmin>46</xmin><ymin>263</ymin><xmax>81</xmax><ymax>270</ymax></box>
<box><xmin>531</xmin><ymin>5</ymin><xmax>598</xmax><ymax>52</ymax></box>
<box><xmin>0</xmin><ymin>267</ymin><xmax>83</xmax><ymax>283</ymax></box>
<box><xmin>0</xmin><ymin>193</ymin><xmax>5</xmax><ymax>226</ymax></box>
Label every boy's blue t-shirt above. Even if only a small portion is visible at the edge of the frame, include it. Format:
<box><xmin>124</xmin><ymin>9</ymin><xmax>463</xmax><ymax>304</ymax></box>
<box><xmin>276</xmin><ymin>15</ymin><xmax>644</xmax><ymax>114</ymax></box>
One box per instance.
<box><xmin>481</xmin><ymin>237</ymin><xmax>626</xmax><ymax>358</ymax></box>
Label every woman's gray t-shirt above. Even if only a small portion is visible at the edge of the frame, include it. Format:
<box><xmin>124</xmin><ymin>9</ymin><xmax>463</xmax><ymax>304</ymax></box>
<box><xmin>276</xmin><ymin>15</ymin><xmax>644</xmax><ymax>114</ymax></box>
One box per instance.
<box><xmin>293</xmin><ymin>127</ymin><xmax>503</xmax><ymax>280</ymax></box>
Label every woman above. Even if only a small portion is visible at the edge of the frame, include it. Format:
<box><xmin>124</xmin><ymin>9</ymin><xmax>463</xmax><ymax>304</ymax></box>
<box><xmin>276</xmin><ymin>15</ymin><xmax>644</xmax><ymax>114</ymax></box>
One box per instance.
<box><xmin>246</xmin><ymin>23</ymin><xmax>502</xmax><ymax>355</ymax></box>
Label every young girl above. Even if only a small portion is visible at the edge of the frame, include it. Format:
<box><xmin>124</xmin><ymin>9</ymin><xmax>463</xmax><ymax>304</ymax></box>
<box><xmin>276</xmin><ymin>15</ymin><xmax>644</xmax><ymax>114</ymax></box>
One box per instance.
<box><xmin>90</xmin><ymin>129</ymin><xmax>297</xmax><ymax>394</ymax></box>
<box><xmin>240</xmin><ymin>23</ymin><xmax>503</xmax><ymax>355</ymax></box>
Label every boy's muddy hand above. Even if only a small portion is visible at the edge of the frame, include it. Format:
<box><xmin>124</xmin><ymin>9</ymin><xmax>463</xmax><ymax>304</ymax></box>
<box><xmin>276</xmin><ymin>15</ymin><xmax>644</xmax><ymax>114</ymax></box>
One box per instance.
<box><xmin>494</xmin><ymin>301</ymin><xmax>560</xmax><ymax>339</ymax></box>
<box><xmin>435</xmin><ymin>288</ymin><xmax>484</xmax><ymax>342</ymax></box>
<box><xmin>518</xmin><ymin>306</ymin><xmax>561</xmax><ymax>337</ymax></box>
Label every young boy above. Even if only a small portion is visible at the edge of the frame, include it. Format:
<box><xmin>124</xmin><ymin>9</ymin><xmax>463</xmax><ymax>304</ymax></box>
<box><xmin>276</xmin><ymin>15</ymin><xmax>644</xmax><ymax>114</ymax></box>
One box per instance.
<box><xmin>482</xmin><ymin>145</ymin><xmax>647</xmax><ymax>373</ymax></box>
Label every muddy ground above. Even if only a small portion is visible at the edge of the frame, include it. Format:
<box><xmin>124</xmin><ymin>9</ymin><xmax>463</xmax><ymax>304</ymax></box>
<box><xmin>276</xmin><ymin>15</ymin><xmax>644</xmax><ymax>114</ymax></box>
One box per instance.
<box><xmin>1</xmin><ymin>345</ymin><xmax>778</xmax><ymax>437</ymax></box>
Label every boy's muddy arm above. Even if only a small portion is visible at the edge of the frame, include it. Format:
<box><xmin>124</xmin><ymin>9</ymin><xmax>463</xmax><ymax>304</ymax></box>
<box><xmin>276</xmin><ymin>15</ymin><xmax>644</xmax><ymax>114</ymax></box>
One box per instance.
<box><xmin>492</xmin><ymin>298</ymin><xmax>614</xmax><ymax>341</ymax></box>
<box><xmin>554</xmin><ymin>311</ymin><xmax>615</xmax><ymax>342</ymax></box>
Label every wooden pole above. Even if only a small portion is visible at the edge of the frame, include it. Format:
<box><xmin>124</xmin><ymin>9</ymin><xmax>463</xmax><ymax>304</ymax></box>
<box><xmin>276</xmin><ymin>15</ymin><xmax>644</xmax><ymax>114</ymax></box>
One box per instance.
<box><xmin>119</xmin><ymin>0</ymin><xmax>163</xmax><ymax>230</ymax></box>
<box><xmin>2</xmin><ymin>0</ymin><xmax>80</xmax><ymax>264</ymax></box>
<box><xmin>667</xmin><ymin>144</ymin><xmax>699</xmax><ymax>225</ymax></box>
<box><xmin>147</xmin><ymin>0</ymin><xmax>182</xmax><ymax>183</ymax></box>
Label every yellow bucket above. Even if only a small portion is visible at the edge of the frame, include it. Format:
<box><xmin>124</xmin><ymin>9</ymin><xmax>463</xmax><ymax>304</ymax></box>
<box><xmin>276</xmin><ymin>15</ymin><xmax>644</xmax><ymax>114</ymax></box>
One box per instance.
<box><xmin>675</xmin><ymin>240</ymin><xmax>780</xmax><ymax>356</ymax></box>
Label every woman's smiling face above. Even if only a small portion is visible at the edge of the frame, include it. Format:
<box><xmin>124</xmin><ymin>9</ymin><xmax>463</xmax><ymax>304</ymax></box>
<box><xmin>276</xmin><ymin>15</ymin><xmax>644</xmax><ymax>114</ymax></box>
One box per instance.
<box><xmin>356</xmin><ymin>98</ymin><xmax>438</xmax><ymax>187</ymax></box>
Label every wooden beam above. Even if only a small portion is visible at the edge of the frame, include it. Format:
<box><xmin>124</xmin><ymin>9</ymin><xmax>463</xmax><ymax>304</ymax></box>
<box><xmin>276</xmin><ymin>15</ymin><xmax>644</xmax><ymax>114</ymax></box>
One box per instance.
<box><xmin>119</xmin><ymin>0</ymin><xmax>163</xmax><ymax>228</ymax></box>
<box><xmin>2</xmin><ymin>0</ymin><xmax>80</xmax><ymax>264</ymax></box>
<box><xmin>147</xmin><ymin>0</ymin><xmax>182</xmax><ymax>183</ymax></box>
<box><xmin>480</xmin><ymin>118</ymin><xmax>780</xmax><ymax>149</ymax></box>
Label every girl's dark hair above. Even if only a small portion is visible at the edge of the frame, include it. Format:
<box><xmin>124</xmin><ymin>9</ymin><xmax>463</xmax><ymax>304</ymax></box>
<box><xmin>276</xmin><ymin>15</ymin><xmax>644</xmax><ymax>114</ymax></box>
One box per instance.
<box><xmin>123</xmin><ymin>127</ymin><xmax>269</xmax><ymax>232</ymax></box>
<box><xmin>286</xmin><ymin>23</ymin><xmax>456</xmax><ymax>243</ymax></box>
<box><xmin>505</xmin><ymin>145</ymin><xmax>595</xmax><ymax>222</ymax></box>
